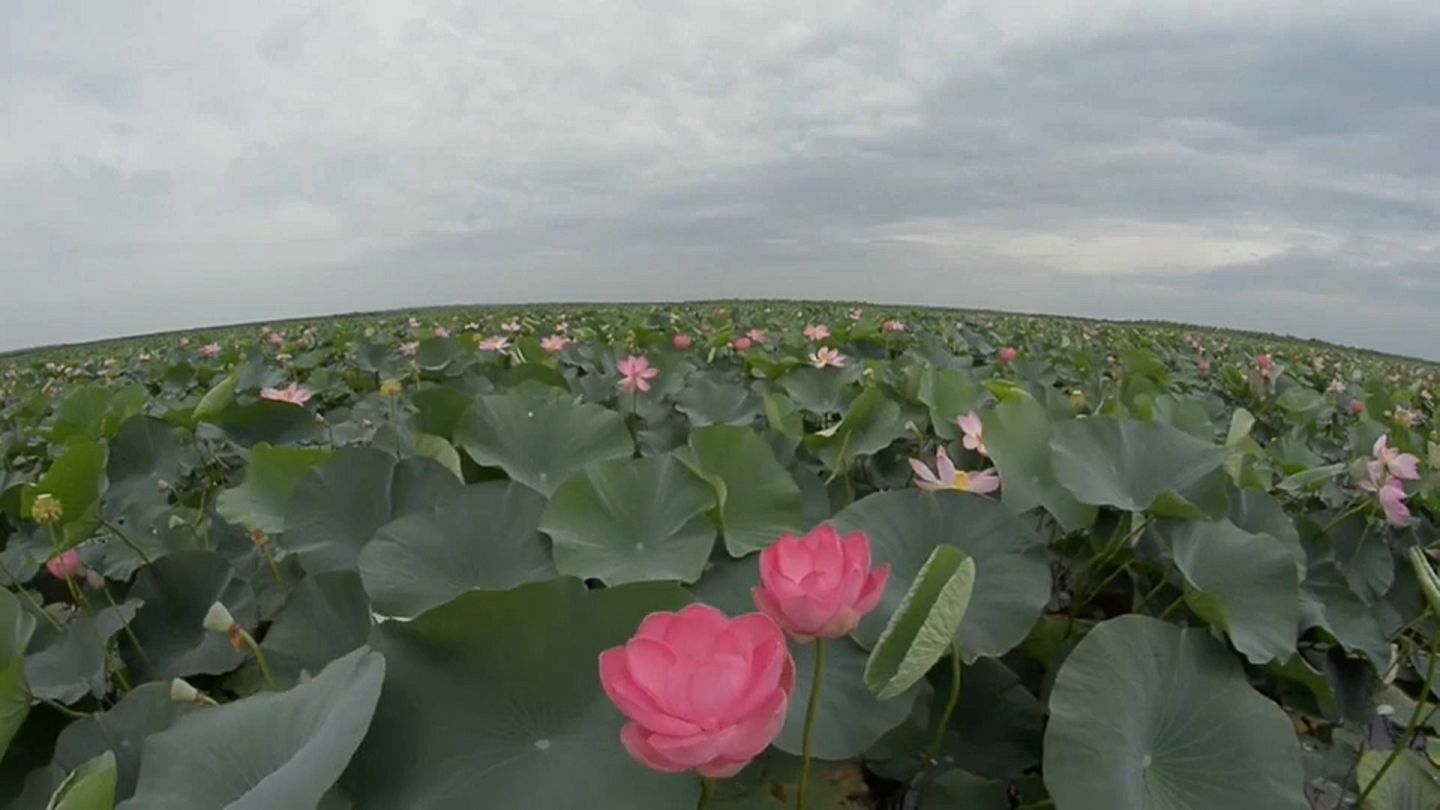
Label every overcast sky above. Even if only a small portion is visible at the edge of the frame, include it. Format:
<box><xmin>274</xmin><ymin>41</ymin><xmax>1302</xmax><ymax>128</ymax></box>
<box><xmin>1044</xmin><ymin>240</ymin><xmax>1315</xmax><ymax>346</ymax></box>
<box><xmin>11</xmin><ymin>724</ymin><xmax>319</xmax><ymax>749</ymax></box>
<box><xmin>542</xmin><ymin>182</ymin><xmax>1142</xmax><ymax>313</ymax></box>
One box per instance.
<box><xmin>4</xmin><ymin>1</ymin><xmax>1439</xmax><ymax>358</ymax></box>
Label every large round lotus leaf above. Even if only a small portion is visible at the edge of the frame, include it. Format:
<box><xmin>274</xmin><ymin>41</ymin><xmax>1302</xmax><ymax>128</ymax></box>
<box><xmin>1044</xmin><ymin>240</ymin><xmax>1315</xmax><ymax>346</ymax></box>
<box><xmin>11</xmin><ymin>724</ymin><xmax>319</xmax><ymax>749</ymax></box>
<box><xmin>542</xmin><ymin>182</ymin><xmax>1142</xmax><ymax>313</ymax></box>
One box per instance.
<box><xmin>281</xmin><ymin>448</ymin><xmax>462</xmax><ymax>573</ymax></box>
<box><xmin>409</xmin><ymin>386</ymin><xmax>472</xmax><ymax>439</ymax></box>
<box><xmin>679</xmin><ymin>425</ymin><xmax>805</xmax><ymax>556</ymax></box>
<box><xmin>21</xmin><ymin>439</ymin><xmax>107</xmax><ymax>548</ymax></box>
<box><xmin>774</xmin><ymin>637</ymin><xmax>917</xmax><ymax>760</ymax></box>
<box><xmin>1355</xmin><ymin>750</ymin><xmax>1440</xmax><ymax>809</ymax></box>
<box><xmin>360</xmin><ymin>481</ymin><xmax>556</xmax><ymax>618</ymax></box>
<box><xmin>980</xmin><ymin>386</ymin><xmax>1095</xmax><ymax>532</ymax></box>
<box><xmin>48</xmin><ymin>682</ymin><xmax>193</xmax><ymax>802</ymax></box>
<box><xmin>780</xmin><ymin>367</ymin><xmax>850</xmax><ymax>415</ymax></box>
<box><xmin>676</xmin><ymin>376</ymin><xmax>763</xmax><ymax>427</ymax></box>
<box><xmin>1043</xmin><ymin>615</ymin><xmax>1308</xmax><ymax>810</ymax></box>
<box><xmin>260</xmin><ymin>572</ymin><xmax>371</xmax><ymax>685</ymax></box>
<box><xmin>0</xmin><ymin>589</ymin><xmax>37</xmax><ymax>761</ymax></box>
<box><xmin>454</xmin><ymin>386</ymin><xmax>632</xmax><ymax>496</ymax></box>
<box><xmin>832</xmin><ymin>490</ymin><xmax>1050</xmax><ymax>662</ymax></box>
<box><xmin>121</xmin><ymin>647</ymin><xmax>384</xmax><ymax>810</ymax></box>
<box><xmin>50</xmin><ymin>386</ymin><xmax>111</xmax><ymax>444</ymax></box>
<box><xmin>1166</xmin><ymin>519</ymin><xmax>1300</xmax><ymax>665</ymax></box>
<box><xmin>24</xmin><ymin>599</ymin><xmax>140</xmax><ymax>703</ymax></box>
<box><xmin>541</xmin><ymin>454</ymin><xmax>717</xmax><ymax>585</ymax></box>
<box><xmin>215</xmin><ymin>444</ymin><xmax>335</xmax><ymax>535</ymax></box>
<box><xmin>803</xmin><ymin>387</ymin><xmax>906</xmax><ymax>470</ymax></box>
<box><xmin>1300</xmin><ymin>563</ymin><xmax>1389</xmax><ymax>671</ymax></box>
<box><xmin>1227</xmin><ymin>488</ymin><xmax>1305</xmax><ymax>575</ymax></box>
<box><xmin>105</xmin><ymin>416</ymin><xmax>191</xmax><ymax>520</ymax></box>
<box><xmin>48</xmin><ymin>750</ymin><xmax>116</xmax><ymax>810</ymax></box>
<box><xmin>919</xmin><ymin>367</ymin><xmax>984</xmax><ymax>440</ymax></box>
<box><xmin>120</xmin><ymin>550</ymin><xmax>255</xmax><ymax>681</ymax></box>
<box><xmin>343</xmin><ymin>578</ymin><xmax>699</xmax><ymax>809</ymax></box>
<box><xmin>211</xmin><ymin>400</ymin><xmax>323</xmax><ymax>447</ymax></box>
<box><xmin>1048</xmin><ymin>417</ymin><xmax>1226</xmax><ymax>515</ymax></box>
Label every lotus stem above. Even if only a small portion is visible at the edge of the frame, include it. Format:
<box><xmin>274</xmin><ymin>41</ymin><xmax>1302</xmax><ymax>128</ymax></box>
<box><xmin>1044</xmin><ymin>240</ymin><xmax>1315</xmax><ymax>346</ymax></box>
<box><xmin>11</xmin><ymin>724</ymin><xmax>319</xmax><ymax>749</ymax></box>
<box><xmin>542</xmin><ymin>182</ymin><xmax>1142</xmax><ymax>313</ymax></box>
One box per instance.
<box><xmin>1358</xmin><ymin>633</ymin><xmax>1436</xmax><ymax>802</ymax></box>
<box><xmin>697</xmin><ymin>777</ymin><xmax>715</xmax><ymax>810</ymax></box>
<box><xmin>928</xmin><ymin>643</ymin><xmax>963</xmax><ymax>763</ymax></box>
<box><xmin>239</xmin><ymin>629</ymin><xmax>279</xmax><ymax>690</ymax></box>
<box><xmin>797</xmin><ymin>639</ymin><xmax>825</xmax><ymax>810</ymax></box>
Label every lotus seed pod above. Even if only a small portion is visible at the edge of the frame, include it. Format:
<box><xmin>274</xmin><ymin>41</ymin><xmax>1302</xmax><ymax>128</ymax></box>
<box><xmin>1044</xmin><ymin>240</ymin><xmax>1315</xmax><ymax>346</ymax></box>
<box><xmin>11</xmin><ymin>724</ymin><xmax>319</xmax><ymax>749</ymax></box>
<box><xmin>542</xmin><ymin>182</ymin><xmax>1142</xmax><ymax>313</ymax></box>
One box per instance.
<box><xmin>203</xmin><ymin>602</ymin><xmax>236</xmax><ymax>633</ymax></box>
<box><xmin>170</xmin><ymin>678</ymin><xmax>201</xmax><ymax>703</ymax></box>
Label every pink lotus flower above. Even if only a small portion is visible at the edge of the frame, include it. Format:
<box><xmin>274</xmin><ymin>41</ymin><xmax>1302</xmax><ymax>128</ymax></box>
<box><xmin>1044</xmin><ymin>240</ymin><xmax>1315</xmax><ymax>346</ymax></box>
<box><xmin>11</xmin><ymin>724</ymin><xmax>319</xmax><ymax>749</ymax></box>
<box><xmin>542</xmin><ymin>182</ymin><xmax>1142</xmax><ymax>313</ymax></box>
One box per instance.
<box><xmin>1351</xmin><ymin>399</ymin><xmax>1366</xmax><ymax>415</ymax></box>
<box><xmin>910</xmin><ymin>447</ymin><xmax>1000</xmax><ymax>495</ymax></box>
<box><xmin>477</xmin><ymin>336</ymin><xmax>510</xmax><ymax>352</ymax></box>
<box><xmin>809</xmin><ymin>347</ymin><xmax>846</xmax><ymax>369</ymax></box>
<box><xmin>803</xmin><ymin>324</ymin><xmax>831</xmax><ymax>342</ymax></box>
<box><xmin>1359</xmin><ymin>464</ymin><xmax>1412</xmax><ymax>528</ymax></box>
<box><xmin>753</xmin><ymin>526</ymin><xmax>890</xmax><ymax>642</ymax></box>
<box><xmin>1257</xmin><ymin>353</ymin><xmax>1274</xmax><ymax>380</ymax></box>
<box><xmin>398</xmin><ymin>341</ymin><xmax>419</xmax><ymax>357</ymax></box>
<box><xmin>673</xmin><ymin>334</ymin><xmax>693</xmax><ymax>350</ymax></box>
<box><xmin>732</xmin><ymin>337</ymin><xmax>752</xmax><ymax>351</ymax></box>
<box><xmin>46</xmin><ymin>549</ymin><xmax>82</xmax><ymax>580</ymax></box>
<box><xmin>407</xmin><ymin>317</ymin><xmax>420</xmax><ymax>329</ymax></box>
<box><xmin>260</xmin><ymin>383</ymin><xmax>313</xmax><ymax>406</ymax></box>
<box><xmin>1328</xmin><ymin>379</ymin><xmax>1346</xmax><ymax>394</ymax></box>
<box><xmin>540</xmin><ymin>335</ymin><xmax>571</xmax><ymax>355</ymax></box>
<box><xmin>957</xmin><ymin>411</ymin><xmax>987</xmax><ymax>456</ymax></box>
<box><xmin>1198</xmin><ymin>360</ymin><xmax>1211</xmax><ymax>374</ymax></box>
<box><xmin>1372</xmin><ymin>435</ymin><xmax>1420</xmax><ymax>481</ymax></box>
<box><xmin>266</xmin><ymin>332</ymin><xmax>285</xmax><ymax>347</ymax></box>
<box><xmin>198</xmin><ymin>343</ymin><xmax>221</xmax><ymax>359</ymax></box>
<box><xmin>999</xmin><ymin>347</ymin><xmax>1017</xmax><ymax>364</ymax></box>
<box><xmin>434</xmin><ymin>326</ymin><xmax>450</xmax><ymax>339</ymax></box>
<box><xmin>745</xmin><ymin>329</ymin><xmax>767</xmax><ymax>345</ymax></box>
<box><xmin>849</xmin><ymin>308</ymin><xmax>863</xmax><ymax>321</ymax></box>
<box><xmin>501</xmin><ymin>319</ymin><xmax>522</xmax><ymax>334</ymax></box>
<box><xmin>882</xmin><ymin>320</ymin><xmax>906</xmax><ymax>333</ymax></box>
<box><xmin>618</xmin><ymin>355</ymin><xmax>660</xmax><ymax>393</ymax></box>
<box><xmin>598</xmin><ymin>604</ymin><xmax>795</xmax><ymax>777</ymax></box>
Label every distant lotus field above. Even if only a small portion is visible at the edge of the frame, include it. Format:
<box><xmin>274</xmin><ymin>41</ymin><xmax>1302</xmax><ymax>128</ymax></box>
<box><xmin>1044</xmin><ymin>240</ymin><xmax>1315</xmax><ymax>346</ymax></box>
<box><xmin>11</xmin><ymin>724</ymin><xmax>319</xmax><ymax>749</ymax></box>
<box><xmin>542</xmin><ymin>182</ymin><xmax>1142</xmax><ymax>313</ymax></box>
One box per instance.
<box><xmin>1</xmin><ymin>302</ymin><xmax>1438</xmax><ymax>809</ymax></box>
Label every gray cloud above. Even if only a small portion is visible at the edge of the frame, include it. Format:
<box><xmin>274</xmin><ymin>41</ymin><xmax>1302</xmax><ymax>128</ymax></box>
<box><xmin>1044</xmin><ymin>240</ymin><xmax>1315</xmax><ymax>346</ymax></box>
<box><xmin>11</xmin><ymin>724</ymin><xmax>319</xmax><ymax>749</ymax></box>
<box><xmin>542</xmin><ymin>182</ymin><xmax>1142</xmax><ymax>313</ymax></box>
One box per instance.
<box><xmin>2</xmin><ymin>0</ymin><xmax>1438</xmax><ymax>358</ymax></box>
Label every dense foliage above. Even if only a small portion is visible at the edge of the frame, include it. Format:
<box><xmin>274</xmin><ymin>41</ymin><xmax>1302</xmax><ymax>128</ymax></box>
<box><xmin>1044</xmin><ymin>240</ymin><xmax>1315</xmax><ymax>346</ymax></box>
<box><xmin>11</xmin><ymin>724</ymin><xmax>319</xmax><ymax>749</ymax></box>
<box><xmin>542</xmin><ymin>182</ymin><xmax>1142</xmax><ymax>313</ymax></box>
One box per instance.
<box><xmin>0</xmin><ymin>302</ymin><xmax>1438</xmax><ymax>809</ymax></box>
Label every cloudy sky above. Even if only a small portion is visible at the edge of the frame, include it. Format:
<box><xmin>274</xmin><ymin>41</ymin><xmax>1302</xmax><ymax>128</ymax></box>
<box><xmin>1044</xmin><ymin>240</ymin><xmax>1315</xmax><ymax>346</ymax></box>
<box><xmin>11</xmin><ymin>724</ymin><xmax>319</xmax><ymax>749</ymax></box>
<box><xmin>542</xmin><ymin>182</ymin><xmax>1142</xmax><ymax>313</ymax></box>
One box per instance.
<box><xmin>4</xmin><ymin>1</ymin><xmax>1438</xmax><ymax>358</ymax></box>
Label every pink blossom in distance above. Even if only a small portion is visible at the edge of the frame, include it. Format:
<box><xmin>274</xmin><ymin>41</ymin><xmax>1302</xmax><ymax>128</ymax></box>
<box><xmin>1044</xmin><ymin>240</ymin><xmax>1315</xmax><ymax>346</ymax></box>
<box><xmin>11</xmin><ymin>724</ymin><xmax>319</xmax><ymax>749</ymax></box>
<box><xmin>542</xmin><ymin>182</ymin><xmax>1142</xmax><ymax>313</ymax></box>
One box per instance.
<box><xmin>754</xmin><ymin>526</ymin><xmax>890</xmax><ymax>642</ymax></box>
<box><xmin>910</xmin><ymin>446</ymin><xmax>1000</xmax><ymax>495</ymax></box>
<box><xmin>957</xmin><ymin>411</ymin><xmax>987</xmax><ymax>456</ymax></box>
<box><xmin>1372</xmin><ymin>435</ymin><xmax>1420</xmax><ymax>481</ymax></box>
<box><xmin>998</xmin><ymin>346</ymin><xmax>1018</xmax><ymax>364</ymax></box>
<box><xmin>398</xmin><ymin>341</ymin><xmax>419</xmax><ymax>357</ymax></box>
<box><xmin>745</xmin><ymin>329</ymin><xmax>767</xmax><ymax>344</ymax></box>
<box><xmin>1197</xmin><ymin>360</ymin><xmax>1211</xmax><ymax>374</ymax></box>
<box><xmin>809</xmin><ymin>347</ymin><xmax>846</xmax><ymax>369</ymax></box>
<box><xmin>598</xmin><ymin>604</ymin><xmax>795</xmax><ymax>777</ymax></box>
<box><xmin>477</xmin><ymin>336</ymin><xmax>510</xmax><ymax>352</ymax></box>
<box><xmin>882</xmin><ymin>320</ymin><xmax>906</xmax><ymax>333</ymax></box>
<box><xmin>732</xmin><ymin>337</ymin><xmax>752</xmax><ymax>351</ymax></box>
<box><xmin>618</xmin><ymin>355</ymin><xmax>660</xmax><ymax>393</ymax></box>
<box><xmin>433</xmin><ymin>326</ymin><xmax>450</xmax><ymax>339</ymax></box>
<box><xmin>540</xmin><ymin>335</ymin><xmax>571</xmax><ymax>355</ymax></box>
<box><xmin>672</xmin><ymin>334</ymin><xmax>693</xmax><ymax>350</ymax></box>
<box><xmin>260</xmin><ymin>383</ymin><xmax>313</xmax><ymax>406</ymax></box>
<box><xmin>1351</xmin><ymin>399</ymin><xmax>1366</xmax><ymax>415</ymax></box>
<box><xmin>803</xmin><ymin>324</ymin><xmax>831</xmax><ymax>342</ymax></box>
<box><xmin>198</xmin><ymin>343</ymin><xmax>221</xmax><ymax>359</ymax></box>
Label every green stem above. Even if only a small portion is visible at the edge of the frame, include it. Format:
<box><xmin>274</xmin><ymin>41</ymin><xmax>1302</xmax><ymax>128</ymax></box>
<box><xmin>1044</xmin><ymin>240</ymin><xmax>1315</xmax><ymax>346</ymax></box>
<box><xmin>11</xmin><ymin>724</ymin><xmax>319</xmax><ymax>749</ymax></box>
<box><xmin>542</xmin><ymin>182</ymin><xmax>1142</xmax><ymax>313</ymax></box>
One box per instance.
<box><xmin>1134</xmin><ymin>575</ymin><xmax>1171</xmax><ymax>613</ymax></box>
<box><xmin>697</xmin><ymin>776</ymin><xmax>716</xmax><ymax>810</ymax></box>
<box><xmin>0</xmin><ymin>558</ymin><xmax>62</xmax><ymax>631</ymax></box>
<box><xmin>1359</xmin><ymin>633</ymin><xmax>1439</xmax><ymax>802</ymax></box>
<box><xmin>101</xmin><ymin>520</ymin><xmax>153</xmax><ymax>566</ymax></box>
<box><xmin>797</xmin><ymin>639</ymin><xmax>826</xmax><ymax>810</ymax></box>
<box><xmin>39</xmin><ymin>697</ymin><xmax>91</xmax><ymax>721</ymax></box>
<box><xmin>928</xmin><ymin>644</ymin><xmax>963</xmax><ymax>763</ymax></box>
<box><xmin>1322</xmin><ymin>501</ymin><xmax>1367</xmax><ymax>534</ymax></box>
<box><xmin>241</xmin><ymin>630</ymin><xmax>279</xmax><ymax>690</ymax></box>
<box><xmin>1157</xmin><ymin>595</ymin><xmax>1187</xmax><ymax>622</ymax></box>
<box><xmin>100</xmin><ymin>584</ymin><xmax>152</xmax><ymax>671</ymax></box>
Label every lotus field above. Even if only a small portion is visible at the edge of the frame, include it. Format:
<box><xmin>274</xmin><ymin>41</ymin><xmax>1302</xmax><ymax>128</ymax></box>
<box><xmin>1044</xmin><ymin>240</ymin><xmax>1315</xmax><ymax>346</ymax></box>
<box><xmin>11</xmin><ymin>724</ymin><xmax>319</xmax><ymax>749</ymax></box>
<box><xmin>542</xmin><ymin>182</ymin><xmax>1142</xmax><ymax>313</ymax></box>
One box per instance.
<box><xmin>3</xmin><ymin>302</ymin><xmax>1440</xmax><ymax>809</ymax></box>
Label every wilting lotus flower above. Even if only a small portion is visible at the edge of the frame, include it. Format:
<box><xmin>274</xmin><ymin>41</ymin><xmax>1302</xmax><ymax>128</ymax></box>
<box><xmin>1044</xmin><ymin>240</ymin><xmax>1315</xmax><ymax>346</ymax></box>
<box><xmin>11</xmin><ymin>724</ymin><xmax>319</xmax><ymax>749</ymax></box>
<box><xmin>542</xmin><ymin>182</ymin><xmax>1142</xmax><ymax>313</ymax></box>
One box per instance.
<box><xmin>809</xmin><ymin>347</ymin><xmax>846</xmax><ymax>369</ymax></box>
<box><xmin>732</xmin><ymin>337</ymin><xmax>752</xmax><ymax>351</ymax></box>
<box><xmin>598</xmin><ymin>604</ymin><xmax>795</xmax><ymax>777</ymax></box>
<box><xmin>397</xmin><ymin>341</ymin><xmax>419</xmax><ymax>357</ymax></box>
<box><xmin>957</xmin><ymin>411</ymin><xmax>987</xmax><ymax>456</ymax></box>
<box><xmin>260</xmin><ymin>383</ymin><xmax>312</xmax><ymax>406</ymax></box>
<box><xmin>434</xmin><ymin>326</ymin><xmax>450</xmax><ymax>339</ymax></box>
<box><xmin>745</xmin><ymin>329</ymin><xmax>767</xmax><ymax>344</ymax></box>
<box><xmin>540</xmin><ymin>335</ymin><xmax>571</xmax><ymax>355</ymax></box>
<box><xmin>618</xmin><ymin>355</ymin><xmax>660</xmax><ymax>393</ymax></box>
<box><xmin>999</xmin><ymin>346</ymin><xmax>1018</xmax><ymax>364</ymax></box>
<box><xmin>849</xmin><ymin>308</ymin><xmax>863</xmax><ymax>321</ymax></box>
<box><xmin>198</xmin><ymin>343</ymin><xmax>221</xmax><ymax>359</ymax></box>
<box><xmin>803</xmin><ymin>324</ymin><xmax>831</xmax><ymax>342</ymax></box>
<box><xmin>882</xmin><ymin>320</ymin><xmax>906</xmax><ymax>333</ymax></box>
<box><xmin>753</xmin><ymin>526</ymin><xmax>889</xmax><ymax>642</ymax></box>
<box><xmin>910</xmin><ymin>446</ymin><xmax>1000</xmax><ymax>495</ymax></box>
<box><xmin>407</xmin><ymin>317</ymin><xmax>420</xmax><ymax>329</ymax></box>
<box><xmin>1360</xmin><ymin>465</ymin><xmax>1412</xmax><ymax>527</ymax></box>
<box><xmin>477</xmin><ymin>336</ymin><xmax>510</xmax><ymax>352</ymax></box>
<box><xmin>1372</xmin><ymin>435</ymin><xmax>1420</xmax><ymax>481</ymax></box>
<box><xmin>1198</xmin><ymin>360</ymin><xmax>1211</xmax><ymax>374</ymax></box>
<box><xmin>673</xmin><ymin>334</ymin><xmax>693</xmax><ymax>350</ymax></box>
<box><xmin>46</xmin><ymin>549</ymin><xmax>82</xmax><ymax>580</ymax></box>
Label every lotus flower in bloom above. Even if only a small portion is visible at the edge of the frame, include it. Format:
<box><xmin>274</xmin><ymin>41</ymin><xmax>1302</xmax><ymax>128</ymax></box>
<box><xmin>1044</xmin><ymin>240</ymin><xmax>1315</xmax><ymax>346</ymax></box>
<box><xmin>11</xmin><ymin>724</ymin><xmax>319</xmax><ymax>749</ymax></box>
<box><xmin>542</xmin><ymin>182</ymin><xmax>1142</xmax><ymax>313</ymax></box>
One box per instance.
<box><xmin>397</xmin><ymin>341</ymin><xmax>419</xmax><ymax>357</ymax></box>
<box><xmin>618</xmin><ymin>355</ymin><xmax>660</xmax><ymax>393</ymax></box>
<box><xmin>754</xmin><ymin>526</ymin><xmax>889</xmax><ymax>642</ymax></box>
<box><xmin>1358</xmin><ymin>435</ymin><xmax>1421</xmax><ymax>527</ymax></box>
<box><xmin>1351</xmin><ymin>398</ymin><xmax>1366</xmax><ymax>415</ymax></box>
<box><xmin>540</xmin><ymin>335</ymin><xmax>571</xmax><ymax>355</ymax></box>
<box><xmin>198</xmin><ymin>343</ymin><xmax>221</xmax><ymax>359</ymax></box>
<box><xmin>745</xmin><ymin>329</ymin><xmax>767</xmax><ymax>344</ymax></box>
<box><xmin>260</xmin><ymin>383</ymin><xmax>312</xmax><ymax>406</ymax></box>
<box><xmin>408</xmin><ymin>317</ymin><xmax>420</xmax><ymax>329</ymax></box>
<box><xmin>882</xmin><ymin>320</ymin><xmax>906</xmax><ymax>333</ymax></box>
<box><xmin>910</xmin><ymin>446</ymin><xmax>1000</xmax><ymax>495</ymax></box>
<box><xmin>477</xmin><ymin>336</ymin><xmax>510</xmax><ymax>352</ymax></box>
<box><xmin>957</xmin><ymin>411</ymin><xmax>987</xmax><ymax>456</ymax></box>
<box><xmin>1328</xmin><ymin>379</ymin><xmax>1346</xmax><ymax>394</ymax></box>
<box><xmin>849</xmin><ymin>308</ymin><xmax>864</xmax><ymax>321</ymax></box>
<box><xmin>673</xmin><ymin>334</ymin><xmax>693</xmax><ymax>350</ymax></box>
<box><xmin>433</xmin><ymin>326</ymin><xmax>450</xmax><ymax>339</ymax></box>
<box><xmin>1198</xmin><ymin>360</ymin><xmax>1211</xmax><ymax>374</ymax></box>
<box><xmin>999</xmin><ymin>346</ymin><xmax>1018</xmax><ymax>364</ymax></box>
<box><xmin>1372</xmin><ymin>435</ymin><xmax>1420</xmax><ymax>482</ymax></box>
<box><xmin>46</xmin><ymin>549</ymin><xmax>82</xmax><ymax>580</ymax></box>
<box><xmin>598</xmin><ymin>604</ymin><xmax>795</xmax><ymax>777</ymax></box>
<box><xmin>732</xmin><ymin>337</ymin><xmax>752</xmax><ymax>351</ymax></box>
<box><xmin>809</xmin><ymin>347</ymin><xmax>846</xmax><ymax>369</ymax></box>
<box><xmin>501</xmin><ymin>318</ymin><xmax>523</xmax><ymax>333</ymax></box>
<box><xmin>803</xmin><ymin>324</ymin><xmax>831</xmax><ymax>342</ymax></box>
<box><xmin>1256</xmin><ymin>353</ymin><xmax>1274</xmax><ymax>380</ymax></box>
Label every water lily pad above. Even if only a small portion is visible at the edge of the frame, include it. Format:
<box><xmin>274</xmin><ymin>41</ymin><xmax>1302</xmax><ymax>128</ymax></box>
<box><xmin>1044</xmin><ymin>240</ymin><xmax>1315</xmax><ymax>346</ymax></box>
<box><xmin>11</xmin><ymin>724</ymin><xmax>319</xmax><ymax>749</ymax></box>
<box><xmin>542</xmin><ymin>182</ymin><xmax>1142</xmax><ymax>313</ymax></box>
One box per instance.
<box><xmin>215</xmin><ymin>444</ymin><xmax>335</xmax><ymax>535</ymax></box>
<box><xmin>260</xmin><ymin>572</ymin><xmax>372</xmax><ymax>685</ymax></box>
<box><xmin>343</xmin><ymin>578</ymin><xmax>698</xmax><ymax>809</ymax></box>
<box><xmin>1049</xmin><ymin>416</ymin><xmax>1226</xmax><ymax>516</ymax></box>
<box><xmin>25</xmin><ymin>600</ymin><xmax>141</xmax><ymax>703</ymax></box>
<box><xmin>360</xmin><ymin>482</ymin><xmax>556</xmax><ymax>618</ymax></box>
<box><xmin>1043</xmin><ymin>615</ymin><xmax>1308</xmax><ymax>810</ymax></box>
<box><xmin>22</xmin><ymin>439</ymin><xmax>107</xmax><ymax>549</ymax></box>
<box><xmin>676</xmin><ymin>377</ymin><xmax>762</xmax><ymax>426</ymax></box>
<box><xmin>865</xmin><ymin>546</ymin><xmax>975</xmax><ymax>700</ymax></box>
<box><xmin>981</xmin><ymin>387</ymin><xmax>1095</xmax><ymax>531</ymax></box>
<box><xmin>804</xmin><ymin>388</ymin><xmax>906</xmax><ymax>470</ymax></box>
<box><xmin>121</xmin><ymin>647</ymin><xmax>385</xmax><ymax>810</ymax></box>
<box><xmin>120</xmin><ymin>551</ymin><xmax>254</xmax><ymax>681</ymax></box>
<box><xmin>48</xmin><ymin>751</ymin><xmax>116</xmax><ymax>810</ymax></box>
<box><xmin>0</xmin><ymin>589</ymin><xmax>37</xmax><ymax>761</ymax></box>
<box><xmin>541</xmin><ymin>454</ymin><xmax>717</xmax><ymax>585</ymax></box>
<box><xmin>679</xmin><ymin>425</ymin><xmax>804</xmax><ymax>557</ymax></box>
<box><xmin>47</xmin><ymin>682</ymin><xmax>193</xmax><ymax>802</ymax></box>
<box><xmin>1355</xmin><ymin>750</ymin><xmax>1440</xmax><ymax>809</ymax></box>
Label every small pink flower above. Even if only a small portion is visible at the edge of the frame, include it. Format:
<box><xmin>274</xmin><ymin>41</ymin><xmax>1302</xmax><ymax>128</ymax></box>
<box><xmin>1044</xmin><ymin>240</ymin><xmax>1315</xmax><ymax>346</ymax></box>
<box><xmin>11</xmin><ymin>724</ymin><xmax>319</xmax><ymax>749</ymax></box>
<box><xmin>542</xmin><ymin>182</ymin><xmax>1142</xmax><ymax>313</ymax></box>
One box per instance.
<box><xmin>1359</xmin><ymin>466</ymin><xmax>1412</xmax><ymax>528</ymax></box>
<box><xmin>599</xmin><ymin>604</ymin><xmax>795</xmax><ymax>777</ymax></box>
<box><xmin>1351</xmin><ymin>399</ymin><xmax>1366</xmax><ymax>415</ymax></box>
<box><xmin>882</xmin><ymin>320</ymin><xmax>906</xmax><ymax>333</ymax></box>
<box><xmin>618</xmin><ymin>355</ymin><xmax>660</xmax><ymax>393</ymax></box>
<box><xmin>260</xmin><ymin>383</ymin><xmax>313</xmax><ymax>406</ymax></box>
<box><xmin>47</xmin><ymin>550</ymin><xmax>82</xmax><ymax>580</ymax></box>
<box><xmin>672</xmin><ymin>334</ymin><xmax>693</xmax><ymax>350</ymax></box>
<box><xmin>745</xmin><ymin>329</ymin><xmax>767</xmax><ymax>344</ymax></box>
<box><xmin>1373</xmin><ymin>435</ymin><xmax>1420</xmax><ymax>481</ymax></box>
<box><xmin>803</xmin><ymin>324</ymin><xmax>831</xmax><ymax>342</ymax></box>
<box><xmin>732</xmin><ymin>337</ymin><xmax>752</xmax><ymax>351</ymax></box>
<box><xmin>501</xmin><ymin>319</ymin><xmax>522</xmax><ymax>334</ymax></box>
<box><xmin>849</xmin><ymin>308</ymin><xmax>863</xmax><ymax>321</ymax></box>
<box><xmin>998</xmin><ymin>347</ymin><xmax>1018</xmax><ymax>364</ymax></box>
<box><xmin>434</xmin><ymin>326</ymin><xmax>451</xmax><ymax>339</ymax></box>
<box><xmin>809</xmin><ymin>347</ymin><xmax>846</xmax><ymax>369</ymax></box>
<box><xmin>540</xmin><ymin>335</ymin><xmax>571</xmax><ymax>355</ymax></box>
<box><xmin>198</xmin><ymin>343</ymin><xmax>221</xmax><ymax>359</ymax></box>
<box><xmin>1198</xmin><ymin>360</ymin><xmax>1211</xmax><ymax>374</ymax></box>
<box><xmin>754</xmin><ymin>526</ymin><xmax>890</xmax><ymax>642</ymax></box>
<box><xmin>477</xmin><ymin>336</ymin><xmax>510</xmax><ymax>352</ymax></box>
<box><xmin>1328</xmin><ymin>379</ymin><xmax>1346</xmax><ymax>394</ymax></box>
<box><xmin>909</xmin><ymin>446</ymin><xmax>1000</xmax><ymax>495</ymax></box>
<box><xmin>1256</xmin><ymin>353</ymin><xmax>1274</xmax><ymax>380</ymax></box>
<box><xmin>957</xmin><ymin>411</ymin><xmax>987</xmax><ymax>456</ymax></box>
<box><xmin>266</xmin><ymin>331</ymin><xmax>285</xmax><ymax>347</ymax></box>
<box><xmin>397</xmin><ymin>341</ymin><xmax>419</xmax><ymax>357</ymax></box>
